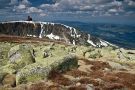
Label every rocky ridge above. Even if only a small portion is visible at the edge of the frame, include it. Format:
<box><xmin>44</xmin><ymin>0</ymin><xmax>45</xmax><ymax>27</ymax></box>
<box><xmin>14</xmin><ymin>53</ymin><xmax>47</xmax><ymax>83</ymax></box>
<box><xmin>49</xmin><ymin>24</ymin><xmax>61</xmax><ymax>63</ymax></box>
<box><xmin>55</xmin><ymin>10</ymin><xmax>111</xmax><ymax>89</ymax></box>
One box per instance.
<box><xmin>0</xmin><ymin>21</ymin><xmax>114</xmax><ymax>47</ymax></box>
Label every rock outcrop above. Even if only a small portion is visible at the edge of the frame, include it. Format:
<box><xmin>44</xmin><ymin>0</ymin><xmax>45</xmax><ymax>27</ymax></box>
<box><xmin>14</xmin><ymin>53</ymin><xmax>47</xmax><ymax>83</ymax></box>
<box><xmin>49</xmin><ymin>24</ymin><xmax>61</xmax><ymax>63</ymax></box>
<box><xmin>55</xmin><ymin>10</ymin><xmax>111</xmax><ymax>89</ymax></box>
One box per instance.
<box><xmin>0</xmin><ymin>21</ymin><xmax>113</xmax><ymax>47</ymax></box>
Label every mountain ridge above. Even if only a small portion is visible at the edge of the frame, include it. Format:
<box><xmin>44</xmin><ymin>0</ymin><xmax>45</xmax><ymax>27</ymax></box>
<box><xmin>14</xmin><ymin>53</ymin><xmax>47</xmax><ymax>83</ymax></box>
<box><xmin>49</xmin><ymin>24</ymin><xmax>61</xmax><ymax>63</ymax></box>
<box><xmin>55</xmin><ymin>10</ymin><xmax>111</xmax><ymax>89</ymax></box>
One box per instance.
<box><xmin>0</xmin><ymin>21</ymin><xmax>115</xmax><ymax>48</ymax></box>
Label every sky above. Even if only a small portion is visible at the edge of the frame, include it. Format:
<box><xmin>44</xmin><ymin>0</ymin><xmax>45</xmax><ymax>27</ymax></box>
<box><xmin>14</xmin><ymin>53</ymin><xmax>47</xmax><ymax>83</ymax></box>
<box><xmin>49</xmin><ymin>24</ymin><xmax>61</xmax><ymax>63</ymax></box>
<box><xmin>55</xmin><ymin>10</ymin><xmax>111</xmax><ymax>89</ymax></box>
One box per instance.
<box><xmin>0</xmin><ymin>0</ymin><xmax>135</xmax><ymax>24</ymax></box>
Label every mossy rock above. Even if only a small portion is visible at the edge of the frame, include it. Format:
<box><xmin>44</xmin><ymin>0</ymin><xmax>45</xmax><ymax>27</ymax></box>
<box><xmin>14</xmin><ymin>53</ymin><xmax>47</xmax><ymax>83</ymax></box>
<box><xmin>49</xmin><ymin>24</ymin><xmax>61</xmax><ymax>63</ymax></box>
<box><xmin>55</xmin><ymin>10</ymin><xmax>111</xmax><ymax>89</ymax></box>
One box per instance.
<box><xmin>16</xmin><ymin>63</ymin><xmax>51</xmax><ymax>84</ymax></box>
<box><xmin>50</xmin><ymin>54</ymin><xmax>78</xmax><ymax>72</ymax></box>
<box><xmin>16</xmin><ymin>54</ymin><xmax>78</xmax><ymax>84</ymax></box>
<box><xmin>0</xmin><ymin>43</ymin><xmax>12</xmax><ymax>66</ymax></box>
<box><xmin>8</xmin><ymin>44</ymin><xmax>35</xmax><ymax>69</ymax></box>
<box><xmin>85</xmin><ymin>49</ymin><xmax>102</xmax><ymax>59</ymax></box>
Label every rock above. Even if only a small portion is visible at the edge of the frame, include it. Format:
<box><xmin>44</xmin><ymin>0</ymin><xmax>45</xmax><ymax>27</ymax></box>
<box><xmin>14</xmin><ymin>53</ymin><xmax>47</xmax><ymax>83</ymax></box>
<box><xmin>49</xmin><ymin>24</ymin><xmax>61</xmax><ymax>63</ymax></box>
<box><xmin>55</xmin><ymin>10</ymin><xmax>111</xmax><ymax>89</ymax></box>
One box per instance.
<box><xmin>0</xmin><ymin>21</ymin><xmax>111</xmax><ymax>47</ymax></box>
<box><xmin>86</xmin><ymin>84</ymin><xmax>94</xmax><ymax>90</ymax></box>
<box><xmin>16</xmin><ymin>54</ymin><xmax>78</xmax><ymax>84</ymax></box>
<box><xmin>85</xmin><ymin>49</ymin><xmax>102</xmax><ymax>59</ymax></box>
<box><xmin>104</xmin><ymin>68</ymin><xmax>111</xmax><ymax>72</ymax></box>
<box><xmin>2</xmin><ymin>74</ymin><xmax>16</xmax><ymax>87</ymax></box>
<box><xmin>8</xmin><ymin>44</ymin><xmax>35</xmax><ymax>69</ymax></box>
<box><xmin>118</xmin><ymin>48</ymin><xmax>135</xmax><ymax>61</ymax></box>
<box><xmin>0</xmin><ymin>43</ymin><xmax>11</xmax><ymax>66</ymax></box>
<box><xmin>108</xmin><ymin>61</ymin><xmax>126</xmax><ymax>70</ymax></box>
<box><xmin>76</xmin><ymin>82</ymin><xmax>81</xmax><ymax>86</ymax></box>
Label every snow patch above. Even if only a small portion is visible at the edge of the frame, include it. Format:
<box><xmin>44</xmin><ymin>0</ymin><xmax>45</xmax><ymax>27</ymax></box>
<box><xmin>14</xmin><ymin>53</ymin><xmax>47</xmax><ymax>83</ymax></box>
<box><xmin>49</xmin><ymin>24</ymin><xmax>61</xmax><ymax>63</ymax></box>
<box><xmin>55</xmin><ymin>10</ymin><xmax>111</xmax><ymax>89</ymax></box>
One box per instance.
<box><xmin>39</xmin><ymin>23</ymin><xmax>44</xmax><ymax>38</ymax></box>
<box><xmin>87</xmin><ymin>40</ymin><xmax>96</xmax><ymax>47</ymax></box>
<box><xmin>87</xmin><ymin>34</ymin><xmax>96</xmax><ymax>47</ymax></box>
<box><xmin>46</xmin><ymin>33</ymin><xmax>60</xmax><ymax>40</ymax></box>
<box><xmin>27</xmin><ymin>34</ymin><xmax>32</xmax><ymax>37</ymax></box>
<box><xmin>33</xmin><ymin>35</ymin><xmax>37</xmax><ymax>37</ymax></box>
<box><xmin>73</xmin><ymin>40</ymin><xmax>76</xmax><ymax>45</ymax></box>
<box><xmin>70</xmin><ymin>28</ymin><xmax>81</xmax><ymax>38</ymax></box>
<box><xmin>100</xmin><ymin>40</ymin><xmax>108</xmax><ymax>47</ymax></box>
<box><xmin>63</xmin><ymin>24</ymin><xmax>73</xmax><ymax>30</ymax></box>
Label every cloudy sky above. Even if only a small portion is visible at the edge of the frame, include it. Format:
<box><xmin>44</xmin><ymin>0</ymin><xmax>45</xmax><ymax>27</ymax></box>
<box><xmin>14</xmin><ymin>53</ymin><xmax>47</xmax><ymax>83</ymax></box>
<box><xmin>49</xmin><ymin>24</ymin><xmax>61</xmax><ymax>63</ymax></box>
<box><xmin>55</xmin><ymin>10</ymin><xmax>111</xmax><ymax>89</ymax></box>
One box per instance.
<box><xmin>0</xmin><ymin>0</ymin><xmax>135</xmax><ymax>24</ymax></box>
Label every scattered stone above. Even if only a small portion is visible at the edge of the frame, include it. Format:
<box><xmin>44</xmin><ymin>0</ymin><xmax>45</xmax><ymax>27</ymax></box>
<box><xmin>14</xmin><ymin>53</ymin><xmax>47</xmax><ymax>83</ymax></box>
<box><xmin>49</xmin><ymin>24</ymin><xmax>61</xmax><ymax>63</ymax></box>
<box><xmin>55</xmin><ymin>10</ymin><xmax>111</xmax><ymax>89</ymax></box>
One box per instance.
<box><xmin>76</xmin><ymin>82</ymin><xmax>81</xmax><ymax>86</ymax></box>
<box><xmin>86</xmin><ymin>84</ymin><xmax>94</xmax><ymax>90</ymax></box>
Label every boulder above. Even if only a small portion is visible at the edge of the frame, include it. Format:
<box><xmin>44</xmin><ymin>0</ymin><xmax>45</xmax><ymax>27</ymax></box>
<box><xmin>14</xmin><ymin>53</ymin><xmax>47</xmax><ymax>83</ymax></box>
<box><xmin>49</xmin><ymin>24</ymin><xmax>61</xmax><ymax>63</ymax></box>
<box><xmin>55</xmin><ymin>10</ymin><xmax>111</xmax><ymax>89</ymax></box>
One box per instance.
<box><xmin>16</xmin><ymin>54</ymin><xmax>78</xmax><ymax>84</ymax></box>
<box><xmin>8</xmin><ymin>44</ymin><xmax>35</xmax><ymax>69</ymax></box>
<box><xmin>0</xmin><ymin>43</ymin><xmax>11</xmax><ymax>66</ymax></box>
<box><xmin>85</xmin><ymin>49</ymin><xmax>102</xmax><ymax>59</ymax></box>
<box><xmin>118</xmin><ymin>48</ymin><xmax>135</xmax><ymax>61</ymax></box>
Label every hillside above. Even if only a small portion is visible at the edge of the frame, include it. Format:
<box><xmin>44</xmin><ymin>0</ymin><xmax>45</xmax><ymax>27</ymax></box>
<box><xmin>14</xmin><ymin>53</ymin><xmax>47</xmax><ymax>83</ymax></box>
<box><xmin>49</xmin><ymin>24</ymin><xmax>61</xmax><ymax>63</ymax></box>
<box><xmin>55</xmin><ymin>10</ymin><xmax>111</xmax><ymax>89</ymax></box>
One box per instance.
<box><xmin>0</xmin><ymin>21</ymin><xmax>135</xmax><ymax>90</ymax></box>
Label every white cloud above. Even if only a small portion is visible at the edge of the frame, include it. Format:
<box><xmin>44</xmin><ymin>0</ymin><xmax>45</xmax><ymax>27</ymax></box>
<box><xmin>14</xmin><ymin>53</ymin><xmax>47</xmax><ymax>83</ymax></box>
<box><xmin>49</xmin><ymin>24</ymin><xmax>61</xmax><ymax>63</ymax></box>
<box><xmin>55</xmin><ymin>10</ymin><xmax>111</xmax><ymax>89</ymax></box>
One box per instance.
<box><xmin>27</xmin><ymin>7</ymin><xmax>43</xmax><ymax>13</ymax></box>
<box><xmin>40</xmin><ymin>13</ymin><xmax>47</xmax><ymax>17</ymax></box>
<box><xmin>40</xmin><ymin>0</ymin><xmax>125</xmax><ymax>16</ymax></box>
<box><xmin>111</xmin><ymin>0</ymin><xmax>122</xmax><ymax>6</ymax></box>
<box><xmin>21</xmin><ymin>0</ymin><xmax>30</xmax><ymax>5</ymax></box>
<box><xmin>109</xmin><ymin>9</ymin><xmax>118</xmax><ymax>13</ymax></box>
<box><xmin>17</xmin><ymin>4</ymin><xmax>26</xmax><ymax>9</ymax></box>
<box><xmin>128</xmin><ymin>1</ymin><xmax>135</xmax><ymax>6</ymax></box>
<box><xmin>40</xmin><ymin>0</ymin><xmax>98</xmax><ymax>11</ymax></box>
<box><xmin>2</xmin><ymin>0</ymin><xmax>135</xmax><ymax>18</ymax></box>
<box><xmin>9</xmin><ymin>0</ymin><xmax>18</xmax><ymax>5</ymax></box>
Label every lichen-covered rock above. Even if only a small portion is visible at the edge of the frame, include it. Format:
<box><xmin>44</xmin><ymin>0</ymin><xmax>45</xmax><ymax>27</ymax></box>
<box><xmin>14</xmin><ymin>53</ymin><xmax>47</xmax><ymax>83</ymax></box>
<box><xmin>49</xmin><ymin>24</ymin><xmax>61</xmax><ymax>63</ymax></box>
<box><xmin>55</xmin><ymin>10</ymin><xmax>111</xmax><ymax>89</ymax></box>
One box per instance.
<box><xmin>16</xmin><ymin>63</ymin><xmax>51</xmax><ymax>85</ymax></box>
<box><xmin>100</xmin><ymin>47</ymin><xmax>118</xmax><ymax>59</ymax></box>
<box><xmin>51</xmin><ymin>54</ymin><xmax>78</xmax><ymax>72</ymax></box>
<box><xmin>117</xmin><ymin>48</ymin><xmax>135</xmax><ymax>61</ymax></box>
<box><xmin>8</xmin><ymin>44</ymin><xmax>35</xmax><ymax>69</ymax></box>
<box><xmin>0</xmin><ymin>43</ymin><xmax>11</xmax><ymax>66</ymax></box>
<box><xmin>85</xmin><ymin>49</ymin><xmax>102</xmax><ymax>59</ymax></box>
<box><xmin>16</xmin><ymin>54</ymin><xmax>78</xmax><ymax>84</ymax></box>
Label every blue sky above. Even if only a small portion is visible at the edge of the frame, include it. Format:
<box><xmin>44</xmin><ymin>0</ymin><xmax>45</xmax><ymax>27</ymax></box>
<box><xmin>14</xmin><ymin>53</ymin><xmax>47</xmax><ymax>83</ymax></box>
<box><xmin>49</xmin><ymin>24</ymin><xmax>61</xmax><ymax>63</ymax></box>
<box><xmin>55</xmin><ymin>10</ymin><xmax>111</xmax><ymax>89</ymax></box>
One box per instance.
<box><xmin>0</xmin><ymin>0</ymin><xmax>135</xmax><ymax>24</ymax></box>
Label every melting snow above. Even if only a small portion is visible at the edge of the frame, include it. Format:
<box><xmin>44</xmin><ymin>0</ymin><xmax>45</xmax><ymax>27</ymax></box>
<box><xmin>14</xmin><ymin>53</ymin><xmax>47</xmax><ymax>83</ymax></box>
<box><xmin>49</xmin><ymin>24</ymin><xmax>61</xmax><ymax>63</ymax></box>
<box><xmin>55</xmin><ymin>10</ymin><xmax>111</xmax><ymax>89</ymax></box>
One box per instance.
<box><xmin>63</xmin><ymin>24</ymin><xmax>73</xmax><ymax>30</ymax></box>
<box><xmin>87</xmin><ymin>34</ymin><xmax>96</xmax><ymax>47</ymax></box>
<box><xmin>87</xmin><ymin>40</ymin><xmax>96</xmax><ymax>47</ymax></box>
<box><xmin>46</xmin><ymin>33</ymin><xmax>60</xmax><ymax>40</ymax></box>
<box><xmin>33</xmin><ymin>35</ymin><xmax>37</xmax><ymax>37</ymax></box>
<box><xmin>27</xmin><ymin>34</ymin><xmax>32</xmax><ymax>37</ymax></box>
<box><xmin>70</xmin><ymin>28</ymin><xmax>81</xmax><ymax>38</ymax></box>
<box><xmin>100</xmin><ymin>40</ymin><xmax>108</xmax><ymax>47</ymax></box>
<box><xmin>39</xmin><ymin>23</ymin><xmax>44</xmax><ymax>38</ymax></box>
<box><xmin>73</xmin><ymin>40</ymin><xmax>76</xmax><ymax>45</ymax></box>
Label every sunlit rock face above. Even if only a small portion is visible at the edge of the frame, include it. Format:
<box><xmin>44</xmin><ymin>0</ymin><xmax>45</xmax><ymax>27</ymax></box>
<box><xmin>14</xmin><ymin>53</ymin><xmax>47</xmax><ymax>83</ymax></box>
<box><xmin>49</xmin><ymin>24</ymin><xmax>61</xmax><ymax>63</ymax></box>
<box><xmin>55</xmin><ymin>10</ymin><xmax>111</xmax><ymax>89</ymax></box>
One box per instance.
<box><xmin>0</xmin><ymin>21</ymin><xmax>112</xmax><ymax>47</ymax></box>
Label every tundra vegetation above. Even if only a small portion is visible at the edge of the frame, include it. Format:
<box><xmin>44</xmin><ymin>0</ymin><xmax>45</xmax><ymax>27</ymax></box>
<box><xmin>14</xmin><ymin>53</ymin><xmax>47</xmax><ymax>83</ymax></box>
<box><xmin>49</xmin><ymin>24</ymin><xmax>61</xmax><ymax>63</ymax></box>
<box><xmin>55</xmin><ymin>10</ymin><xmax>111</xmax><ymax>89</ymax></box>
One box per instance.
<box><xmin>0</xmin><ymin>41</ymin><xmax>135</xmax><ymax>90</ymax></box>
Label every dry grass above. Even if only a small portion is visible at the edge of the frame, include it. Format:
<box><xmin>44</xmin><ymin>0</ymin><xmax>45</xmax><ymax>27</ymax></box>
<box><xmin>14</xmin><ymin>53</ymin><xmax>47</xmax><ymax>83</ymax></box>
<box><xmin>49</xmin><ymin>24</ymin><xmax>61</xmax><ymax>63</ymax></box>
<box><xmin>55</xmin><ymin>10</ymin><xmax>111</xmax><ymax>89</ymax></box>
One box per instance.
<box><xmin>48</xmin><ymin>70</ymin><xmax>72</xmax><ymax>86</ymax></box>
<box><xmin>65</xmin><ymin>69</ymin><xmax>90</xmax><ymax>77</ymax></box>
<box><xmin>28</xmin><ymin>82</ymin><xmax>48</xmax><ymax>90</ymax></box>
<box><xmin>68</xmin><ymin>86</ymin><xmax>87</xmax><ymax>90</ymax></box>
